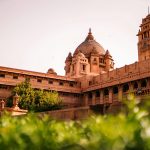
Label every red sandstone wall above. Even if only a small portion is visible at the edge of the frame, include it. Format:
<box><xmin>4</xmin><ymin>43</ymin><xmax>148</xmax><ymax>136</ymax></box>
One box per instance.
<box><xmin>81</xmin><ymin>60</ymin><xmax>150</xmax><ymax>91</ymax></box>
<box><xmin>38</xmin><ymin>106</ymin><xmax>90</xmax><ymax>120</ymax></box>
<box><xmin>0</xmin><ymin>89</ymin><xmax>11</xmax><ymax>99</ymax></box>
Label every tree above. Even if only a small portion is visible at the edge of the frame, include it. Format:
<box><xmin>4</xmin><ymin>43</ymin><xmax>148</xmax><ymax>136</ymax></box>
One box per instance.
<box><xmin>7</xmin><ymin>79</ymin><xmax>62</xmax><ymax>111</ymax></box>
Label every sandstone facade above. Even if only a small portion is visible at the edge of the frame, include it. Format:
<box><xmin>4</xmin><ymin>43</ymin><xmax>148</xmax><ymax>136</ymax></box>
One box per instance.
<box><xmin>0</xmin><ymin>13</ymin><xmax>150</xmax><ymax>112</ymax></box>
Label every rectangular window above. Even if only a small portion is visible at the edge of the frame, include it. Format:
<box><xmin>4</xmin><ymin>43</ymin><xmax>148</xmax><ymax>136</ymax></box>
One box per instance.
<box><xmin>48</xmin><ymin>80</ymin><xmax>53</xmax><ymax>84</ymax></box>
<box><xmin>37</xmin><ymin>79</ymin><xmax>42</xmax><ymax>83</ymax></box>
<box><xmin>69</xmin><ymin>83</ymin><xmax>74</xmax><ymax>87</ymax></box>
<box><xmin>0</xmin><ymin>74</ymin><xmax>5</xmax><ymax>78</ymax></box>
<box><xmin>13</xmin><ymin>75</ymin><xmax>18</xmax><ymax>79</ymax></box>
<box><xmin>83</xmin><ymin>65</ymin><xmax>86</xmax><ymax>71</ymax></box>
<box><xmin>59</xmin><ymin>82</ymin><xmax>64</xmax><ymax>86</ymax></box>
<box><xmin>96</xmin><ymin>91</ymin><xmax>100</xmax><ymax>97</ymax></box>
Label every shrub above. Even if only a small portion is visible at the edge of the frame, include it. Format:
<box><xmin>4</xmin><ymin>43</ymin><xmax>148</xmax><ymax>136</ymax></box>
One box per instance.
<box><xmin>2</xmin><ymin>95</ymin><xmax>150</xmax><ymax>150</ymax></box>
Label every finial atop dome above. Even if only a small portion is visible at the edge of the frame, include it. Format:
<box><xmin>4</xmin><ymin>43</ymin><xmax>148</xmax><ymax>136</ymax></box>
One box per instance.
<box><xmin>105</xmin><ymin>50</ymin><xmax>112</xmax><ymax>58</ymax></box>
<box><xmin>105</xmin><ymin>50</ymin><xmax>110</xmax><ymax>55</ymax></box>
<box><xmin>73</xmin><ymin>28</ymin><xmax>106</xmax><ymax>56</ymax></box>
<box><xmin>85</xmin><ymin>28</ymin><xmax>94</xmax><ymax>41</ymax></box>
<box><xmin>89</xmin><ymin>28</ymin><xmax>92</xmax><ymax>34</ymax></box>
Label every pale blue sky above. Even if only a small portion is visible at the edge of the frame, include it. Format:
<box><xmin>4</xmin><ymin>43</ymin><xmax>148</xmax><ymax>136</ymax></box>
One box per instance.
<box><xmin>0</xmin><ymin>0</ymin><xmax>149</xmax><ymax>75</ymax></box>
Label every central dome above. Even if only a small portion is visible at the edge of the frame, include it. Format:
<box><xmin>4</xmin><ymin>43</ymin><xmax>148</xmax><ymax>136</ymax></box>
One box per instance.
<box><xmin>74</xmin><ymin>29</ymin><xmax>105</xmax><ymax>56</ymax></box>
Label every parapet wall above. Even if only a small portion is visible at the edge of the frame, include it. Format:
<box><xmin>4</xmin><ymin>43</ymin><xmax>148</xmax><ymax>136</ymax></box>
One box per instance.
<box><xmin>81</xmin><ymin>59</ymin><xmax>150</xmax><ymax>91</ymax></box>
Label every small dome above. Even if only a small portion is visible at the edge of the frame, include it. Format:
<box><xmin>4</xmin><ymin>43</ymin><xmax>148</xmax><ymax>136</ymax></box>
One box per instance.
<box><xmin>47</xmin><ymin>68</ymin><xmax>57</xmax><ymax>75</ymax></box>
<box><xmin>65</xmin><ymin>52</ymin><xmax>72</xmax><ymax>62</ymax></box>
<box><xmin>74</xmin><ymin>29</ymin><xmax>105</xmax><ymax>56</ymax></box>
<box><xmin>77</xmin><ymin>52</ymin><xmax>85</xmax><ymax>58</ymax></box>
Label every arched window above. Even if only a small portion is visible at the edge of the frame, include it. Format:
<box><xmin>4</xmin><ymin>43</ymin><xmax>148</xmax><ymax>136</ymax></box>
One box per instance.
<box><xmin>141</xmin><ymin>79</ymin><xmax>147</xmax><ymax>88</ymax></box>
<box><xmin>88</xmin><ymin>92</ymin><xmax>92</xmax><ymax>99</ymax></box>
<box><xmin>133</xmin><ymin>82</ymin><xmax>138</xmax><ymax>89</ymax></box>
<box><xmin>113</xmin><ymin>86</ymin><xmax>118</xmax><ymax>94</ymax></box>
<box><xmin>83</xmin><ymin>65</ymin><xmax>86</xmax><ymax>71</ymax></box>
<box><xmin>104</xmin><ymin>88</ymin><xmax>109</xmax><ymax>96</ymax></box>
<box><xmin>123</xmin><ymin>84</ymin><xmax>129</xmax><ymax>92</ymax></box>
<box><xmin>96</xmin><ymin>90</ymin><xmax>100</xmax><ymax>97</ymax></box>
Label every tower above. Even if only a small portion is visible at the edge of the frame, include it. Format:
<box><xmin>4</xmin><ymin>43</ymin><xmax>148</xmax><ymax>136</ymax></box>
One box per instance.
<box><xmin>105</xmin><ymin>50</ymin><xmax>114</xmax><ymax>71</ymax></box>
<box><xmin>64</xmin><ymin>29</ymin><xmax>114</xmax><ymax>78</ymax></box>
<box><xmin>137</xmin><ymin>13</ymin><xmax>150</xmax><ymax>61</ymax></box>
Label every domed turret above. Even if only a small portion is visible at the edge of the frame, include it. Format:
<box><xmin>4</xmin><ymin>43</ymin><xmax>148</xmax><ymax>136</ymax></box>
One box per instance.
<box><xmin>65</xmin><ymin>52</ymin><xmax>72</xmax><ymax>75</ymax></box>
<box><xmin>64</xmin><ymin>29</ymin><xmax>114</xmax><ymax>77</ymax></box>
<box><xmin>65</xmin><ymin>52</ymin><xmax>72</xmax><ymax>63</ymax></box>
<box><xmin>47</xmin><ymin>68</ymin><xmax>57</xmax><ymax>75</ymax></box>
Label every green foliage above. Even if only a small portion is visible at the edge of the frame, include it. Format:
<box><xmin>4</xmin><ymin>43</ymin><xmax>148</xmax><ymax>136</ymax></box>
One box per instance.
<box><xmin>2</xmin><ymin>95</ymin><xmax>150</xmax><ymax>149</ymax></box>
<box><xmin>7</xmin><ymin>80</ymin><xmax>62</xmax><ymax>111</ymax></box>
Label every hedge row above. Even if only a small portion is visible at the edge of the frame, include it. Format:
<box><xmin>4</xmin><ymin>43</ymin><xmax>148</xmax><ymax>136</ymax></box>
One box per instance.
<box><xmin>1</xmin><ymin>95</ymin><xmax>150</xmax><ymax>150</ymax></box>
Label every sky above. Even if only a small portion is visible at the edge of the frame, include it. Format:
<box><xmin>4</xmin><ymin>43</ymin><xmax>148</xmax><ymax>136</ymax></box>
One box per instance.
<box><xmin>0</xmin><ymin>0</ymin><xmax>150</xmax><ymax>75</ymax></box>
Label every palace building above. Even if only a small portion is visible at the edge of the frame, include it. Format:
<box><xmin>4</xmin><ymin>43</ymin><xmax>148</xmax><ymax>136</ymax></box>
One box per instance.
<box><xmin>0</xmin><ymin>13</ymin><xmax>150</xmax><ymax>112</ymax></box>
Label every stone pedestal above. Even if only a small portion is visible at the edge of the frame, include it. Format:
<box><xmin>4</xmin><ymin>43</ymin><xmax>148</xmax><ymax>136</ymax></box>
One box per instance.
<box><xmin>0</xmin><ymin>94</ymin><xmax>28</xmax><ymax>116</ymax></box>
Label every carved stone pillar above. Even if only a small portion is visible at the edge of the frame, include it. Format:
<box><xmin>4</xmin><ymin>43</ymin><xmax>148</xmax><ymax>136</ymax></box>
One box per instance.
<box><xmin>137</xmin><ymin>80</ymin><xmax>141</xmax><ymax>89</ymax></box>
<box><xmin>83</xmin><ymin>93</ymin><xmax>88</xmax><ymax>106</ymax></box>
<box><xmin>147</xmin><ymin>78</ymin><xmax>150</xmax><ymax>95</ymax></box>
<box><xmin>109</xmin><ymin>88</ymin><xmax>113</xmax><ymax>103</ymax></box>
<box><xmin>129</xmin><ymin>82</ymin><xmax>134</xmax><ymax>92</ymax></box>
<box><xmin>147</xmin><ymin>78</ymin><xmax>150</xmax><ymax>88</ymax></box>
<box><xmin>118</xmin><ymin>85</ymin><xmax>123</xmax><ymax>101</ymax></box>
<box><xmin>92</xmin><ymin>92</ymin><xmax>96</xmax><ymax>105</ymax></box>
<box><xmin>100</xmin><ymin>89</ymin><xmax>104</xmax><ymax>104</ymax></box>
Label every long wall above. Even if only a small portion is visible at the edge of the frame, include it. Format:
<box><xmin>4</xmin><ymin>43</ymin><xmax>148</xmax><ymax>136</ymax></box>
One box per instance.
<box><xmin>0</xmin><ymin>66</ymin><xmax>81</xmax><ymax>107</ymax></box>
<box><xmin>80</xmin><ymin>59</ymin><xmax>150</xmax><ymax>107</ymax></box>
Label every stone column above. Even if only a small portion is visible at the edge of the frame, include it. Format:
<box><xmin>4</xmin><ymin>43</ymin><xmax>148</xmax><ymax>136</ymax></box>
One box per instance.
<box><xmin>92</xmin><ymin>92</ymin><xmax>96</xmax><ymax>105</ymax></box>
<box><xmin>129</xmin><ymin>82</ymin><xmax>134</xmax><ymax>93</ymax></box>
<box><xmin>109</xmin><ymin>88</ymin><xmax>113</xmax><ymax>103</ymax></box>
<box><xmin>83</xmin><ymin>93</ymin><xmax>88</xmax><ymax>106</ymax></box>
<box><xmin>147</xmin><ymin>78</ymin><xmax>150</xmax><ymax>88</ymax></box>
<box><xmin>100</xmin><ymin>89</ymin><xmax>104</xmax><ymax>104</ymax></box>
<box><xmin>118</xmin><ymin>85</ymin><xmax>123</xmax><ymax>101</ymax></box>
<box><xmin>137</xmin><ymin>80</ymin><xmax>141</xmax><ymax>89</ymax></box>
<box><xmin>147</xmin><ymin>78</ymin><xmax>150</xmax><ymax>95</ymax></box>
